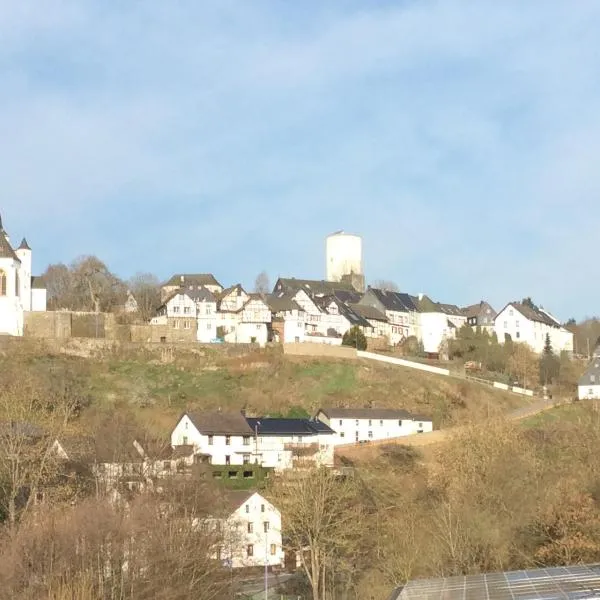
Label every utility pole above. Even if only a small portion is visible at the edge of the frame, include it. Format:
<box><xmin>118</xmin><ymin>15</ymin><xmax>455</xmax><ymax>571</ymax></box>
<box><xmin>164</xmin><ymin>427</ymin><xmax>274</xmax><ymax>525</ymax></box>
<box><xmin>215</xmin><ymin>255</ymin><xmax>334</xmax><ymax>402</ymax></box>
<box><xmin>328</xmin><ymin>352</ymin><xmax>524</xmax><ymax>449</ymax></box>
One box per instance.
<box><xmin>264</xmin><ymin>527</ymin><xmax>268</xmax><ymax>600</ymax></box>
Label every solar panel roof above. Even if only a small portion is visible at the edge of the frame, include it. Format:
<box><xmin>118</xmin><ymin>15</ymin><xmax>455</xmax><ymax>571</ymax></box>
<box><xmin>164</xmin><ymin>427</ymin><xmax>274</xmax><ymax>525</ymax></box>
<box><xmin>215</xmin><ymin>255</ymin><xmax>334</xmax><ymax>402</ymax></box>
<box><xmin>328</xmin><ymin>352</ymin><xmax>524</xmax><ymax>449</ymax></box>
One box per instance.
<box><xmin>388</xmin><ymin>564</ymin><xmax>600</xmax><ymax>599</ymax></box>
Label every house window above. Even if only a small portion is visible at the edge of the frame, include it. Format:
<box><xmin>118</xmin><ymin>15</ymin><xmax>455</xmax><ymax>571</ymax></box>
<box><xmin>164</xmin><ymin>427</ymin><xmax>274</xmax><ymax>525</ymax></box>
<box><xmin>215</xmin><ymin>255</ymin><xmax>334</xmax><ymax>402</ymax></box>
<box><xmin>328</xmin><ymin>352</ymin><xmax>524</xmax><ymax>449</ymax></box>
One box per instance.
<box><xmin>261</xmin><ymin>504</ymin><xmax>265</xmax><ymax>513</ymax></box>
<box><xmin>184</xmin><ymin>306</ymin><xmax>191</xmax><ymax>314</ymax></box>
<box><xmin>504</xmin><ymin>321</ymin><xmax>508</xmax><ymax>328</ymax></box>
<box><xmin>355</xmin><ymin>420</ymin><xmax>359</xmax><ymax>426</ymax></box>
<box><xmin>270</xmin><ymin>544</ymin><xmax>277</xmax><ymax>556</ymax></box>
<box><xmin>339</xmin><ymin>420</ymin><xmax>343</xmax><ymax>426</ymax></box>
<box><xmin>208</xmin><ymin>435</ymin><xmax>214</xmax><ymax>445</ymax></box>
<box><xmin>207</xmin><ymin>323</ymin><xmax>212</xmax><ymax>330</ymax></box>
<box><xmin>247</xmin><ymin>545</ymin><xmax>254</xmax><ymax>557</ymax></box>
<box><xmin>182</xmin><ymin>436</ymin><xmax>188</xmax><ymax>445</ymax></box>
<box><xmin>184</xmin><ymin>320</ymin><xmax>191</xmax><ymax>329</ymax></box>
<box><xmin>256</xmin><ymin>324</ymin><xmax>261</xmax><ymax>330</ymax></box>
<box><xmin>516</xmin><ymin>332</ymin><xmax>520</xmax><ymax>339</ymax></box>
<box><xmin>368</xmin><ymin>419</ymin><xmax>372</xmax><ymax>426</ymax></box>
<box><xmin>340</xmin><ymin>432</ymin><xmax>345</xmax><ymax>438</ymax></box>
<box><xmin>0</xmin><ymin>270</ymin><xmax>6</xmax><ymax>296</ymax></box>
<box><xmin>225</xmin><ymin>455</ymin><xmax>231</xmax><ymax>465</ymax></box>
<box><xmin>247</xmin><ymin>522</ymin><xmax>253</xmax><ymax>533</ymax></box>
<box><xmin>173</xmin><ymin>306</ymin><xmax>180</xmax><ymax>313</ymax></box>
<box><xmin>379</xmin><ymin>420</ymin><xmax>383</xmax><ymax>426</ymax></box>
<box><xmin>418</xmin><ymin>422</ymin><xmax>423</xmax><ymax>428</ymax></box>
<box><xmin>591</xmin><ymin>375</ymin><xmax>596</xmax><ymax>383</ymax></box>
<box><xmin>398</xmin><ymin>420</ymin><xmax>402</xmax><ymax>426</ymax></box>
<box><xmin>245</xmin><ymin>504</ymin><xmax>250</xmax><ymax>514</ymax></box>
<box><xmin>509</xmin><ymin>309</ymin><xmax>514</xmax><ymax>316</ymax></box>
<box><xmin>243</xmin><ymin>436</ymin><xmax>250</xmax><ymax>446</ymax></box>
<box><xmin>263</xmin><ymin>521</ymin><xmax>269</xmax><ymax>532</ymax></box>
<box><xmin>515</xmin><ymin>320</ymin><xmax>520</xmax><ymax>327</ymax></box>
<box><xmin>243</xmin><ymin>454</ymin><xmax>251</xmax><ymax>464</ymax></box>
<box><xmin>590</xmin><ymin>389</ymin><xmax>594</xmax><ymax>396</ymax></box>
<box><xmin>368</xmin><ymin>431</ymin><xmax>373</xmax><ymax>439</ymax></box>
<box><xmin>225</xmin><ymin>436</ymin><xmax>231</xmax><ymax>445</ymax></box>
<box><xmin>297</xmin><ymin>436</ymin><xmax>302</xmax><ymax>443</ymax></box>
<box><xmin>173</xmin><ymin>320</ymin><xmax>180</xmax><ymax>329</ymax></box>
<box><xmin>163</xmin><ymin>461</ymin><xmax>171</xmax><ymax>471</ymax></box>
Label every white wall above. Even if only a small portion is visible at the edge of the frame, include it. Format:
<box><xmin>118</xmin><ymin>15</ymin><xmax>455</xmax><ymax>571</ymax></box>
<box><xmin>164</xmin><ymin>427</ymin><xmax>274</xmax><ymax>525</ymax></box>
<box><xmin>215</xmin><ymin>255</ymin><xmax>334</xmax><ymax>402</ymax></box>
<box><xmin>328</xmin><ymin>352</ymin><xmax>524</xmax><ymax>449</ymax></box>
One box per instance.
<box><xmin>420</xmin><ymin>312</ymin><xmax>453</xmax><ymax>354</ymax></box>
<box><xmin>15</xmin><ymin>248</ymin><xmax>31</xmax><ymax>311</ymax></box>
<box><xmin>282</xmin><ymin>313</ymin><xmax>305</xmax><ymax>343</ymax></box>
<box><xmin>317</xmin><ymin>412</ymin><xmax>433</xmax><ymax>445</ymax></box>
<box><xmin>197</xmin><ymin>300</ymin><xmax>218</xmax><ymax>342</ymax></box>
<box><xmin>31</xmin><ymin>288</ymin><xmax>47</xmax><ymax>312</ymax></box>
<box><xmin>578</xmin><ymin>384</ymin><xmax>600</xmax><ymax>400</ymax></box>
<box><xmin>223</xmin><ymin>493</ymin><xmax>284</xmax><ymax>569</ymax></box>
<box><xmin>166</xmin><ymin>293</ymin><xmax>197</xmax><ymax>319</ymax></box>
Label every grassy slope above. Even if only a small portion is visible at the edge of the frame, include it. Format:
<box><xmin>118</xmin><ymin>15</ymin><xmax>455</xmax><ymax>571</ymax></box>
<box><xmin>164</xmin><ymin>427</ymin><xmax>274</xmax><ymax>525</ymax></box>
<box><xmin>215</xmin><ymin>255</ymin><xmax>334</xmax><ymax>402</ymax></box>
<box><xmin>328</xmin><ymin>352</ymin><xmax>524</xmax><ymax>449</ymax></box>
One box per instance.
<box><xmin>70</xmin><ymin>347</ymin><xmax>530</xmax><ymax>438</ymax></box>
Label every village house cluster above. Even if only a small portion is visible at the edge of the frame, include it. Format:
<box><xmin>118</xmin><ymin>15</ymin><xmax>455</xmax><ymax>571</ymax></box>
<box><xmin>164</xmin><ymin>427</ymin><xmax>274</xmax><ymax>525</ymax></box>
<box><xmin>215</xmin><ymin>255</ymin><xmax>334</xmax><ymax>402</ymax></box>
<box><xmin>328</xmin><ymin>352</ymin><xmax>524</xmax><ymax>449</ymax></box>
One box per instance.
<box><xmin>0</xmin><ymin>218</ymin><xmax>575</xmax><ymax>357</ymax></box>
<box><xmin>47</xmin><ymin>406</ymin><xmax>433</xmax><ymax>571</ymax></box>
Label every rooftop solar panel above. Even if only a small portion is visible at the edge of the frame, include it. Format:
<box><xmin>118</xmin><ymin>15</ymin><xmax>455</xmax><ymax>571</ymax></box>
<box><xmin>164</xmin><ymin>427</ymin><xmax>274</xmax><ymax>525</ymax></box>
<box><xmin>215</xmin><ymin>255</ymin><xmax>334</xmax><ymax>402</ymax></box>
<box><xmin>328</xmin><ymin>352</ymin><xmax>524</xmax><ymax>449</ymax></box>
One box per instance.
<box><xmin>389</xmin><ymin>564</ymin><xmax>600</xmax><ymax>600</ymax></box>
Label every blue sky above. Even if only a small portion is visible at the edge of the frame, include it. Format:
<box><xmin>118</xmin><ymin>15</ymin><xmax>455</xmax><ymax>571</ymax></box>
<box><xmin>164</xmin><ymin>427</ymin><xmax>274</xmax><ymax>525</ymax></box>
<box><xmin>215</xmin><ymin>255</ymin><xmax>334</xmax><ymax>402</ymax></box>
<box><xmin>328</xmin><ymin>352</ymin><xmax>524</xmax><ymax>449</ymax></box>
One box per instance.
<box><xmin>1</xmin><ymin>1</ymin><xmax>599</xmax><ymax>320</ymax></box>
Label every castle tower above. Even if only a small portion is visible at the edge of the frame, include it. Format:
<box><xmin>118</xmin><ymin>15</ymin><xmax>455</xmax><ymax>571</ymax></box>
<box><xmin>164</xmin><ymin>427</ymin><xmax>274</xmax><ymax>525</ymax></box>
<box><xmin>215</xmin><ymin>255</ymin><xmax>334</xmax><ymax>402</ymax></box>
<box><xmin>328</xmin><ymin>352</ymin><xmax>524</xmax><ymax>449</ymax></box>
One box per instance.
<box><xmin>325</xmin><ymin>230</ymin><xmax>365</xmax><ymax>292</ymax></box>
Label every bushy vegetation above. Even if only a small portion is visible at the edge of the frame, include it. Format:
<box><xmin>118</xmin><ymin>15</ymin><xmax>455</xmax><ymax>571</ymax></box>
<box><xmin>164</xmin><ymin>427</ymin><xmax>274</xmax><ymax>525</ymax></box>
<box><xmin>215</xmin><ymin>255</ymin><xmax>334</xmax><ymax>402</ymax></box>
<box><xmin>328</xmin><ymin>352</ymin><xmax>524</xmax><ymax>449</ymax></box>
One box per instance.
<box><xmin>342</xmin><ymin>325</ymin><xmax>367</xmax><ymax>350</ymax></box>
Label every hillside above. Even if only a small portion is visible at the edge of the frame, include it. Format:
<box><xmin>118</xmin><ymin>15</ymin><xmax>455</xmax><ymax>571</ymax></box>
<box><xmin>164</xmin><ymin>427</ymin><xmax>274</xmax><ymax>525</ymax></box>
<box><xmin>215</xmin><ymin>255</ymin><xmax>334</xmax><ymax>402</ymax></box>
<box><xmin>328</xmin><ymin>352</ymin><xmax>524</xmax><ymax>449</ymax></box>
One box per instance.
<box><xmin>0</xmin><ymin>340</ymin><xmax>533</xmax><ymax>438</ymax></box>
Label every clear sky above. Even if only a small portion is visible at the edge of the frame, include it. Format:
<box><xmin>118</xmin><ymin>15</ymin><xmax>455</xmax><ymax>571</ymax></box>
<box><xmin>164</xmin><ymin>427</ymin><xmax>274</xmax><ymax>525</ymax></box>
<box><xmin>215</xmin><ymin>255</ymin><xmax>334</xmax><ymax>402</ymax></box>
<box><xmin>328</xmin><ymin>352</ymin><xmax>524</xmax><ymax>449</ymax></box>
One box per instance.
<box><xmin>1</xmin><ymin>1</ymin><xmax>598</xmax><ymax>320</ymax></box>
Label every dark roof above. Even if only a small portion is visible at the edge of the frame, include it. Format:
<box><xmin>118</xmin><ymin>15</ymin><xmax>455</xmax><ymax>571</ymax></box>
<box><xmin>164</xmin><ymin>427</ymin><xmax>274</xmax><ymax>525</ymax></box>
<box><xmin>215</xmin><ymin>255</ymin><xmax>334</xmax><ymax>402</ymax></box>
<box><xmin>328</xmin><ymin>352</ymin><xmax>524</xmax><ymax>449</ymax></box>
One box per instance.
<box><xmin>413</xmin><ymin>294</ymin><xmax>439</xmax><ymax>313</ymax></box>
<box><xmin>504</xmin><ymin>302</ymin><xmax>560</xmax><ymax>328</ymax></box>
<box><xmin>332</xmin><ymin>289</ymin><xmax>362</xmax><ymax>304</ymax></box>
<box><xmin>186</xmin><ymin>411</ymin><xmax>253</xmax><ymax>435</ymax></box>
<box><xmin>186</xmin><ymin>287</ymin><xmax>216</xmax><ymax>303</ymax></box>
<box><xmin>246</xmin><ymin>418</ymin><xmax>334</xmax><ymax>436</ymax></box>
<box><xmin>0</xmin><ymin>231</ymin><xmax>19</xmax><ymax>261</ymax></box>
<box><xmin>579</xmin><ymin>358</ymin><xmax>600</xmax><ymax>386</ymax></box>
<box><xmin>365</xmin><ymin>288</ymin><xmax>418</xmax><ymax>312</ymax></box>
<box><xmin>17</xmin><ymin>238</ymin><xmax>30</xmax><ymax>251</ymax></box>
<box><xmin>31</xmin><ymin>275</ymin><xmax>46</xmax><ymax>290</ymax></box>
<box><xmin>318</xmin><ymin>407</ymin><xmax>427</xmax><ymax>421</ymax></box>
<box><xmin>219</xmin><ymin>490</ymin><xmax>256</xmax><ymax>512</ymax></box>
<box><xmin>265</xmin><ymin>293</ymin><xmax>303</xmax><ymax>313</ymax></box>
<box><xmin>163</xmin><ymin>274</ymin><xmax>222</xmax><ymax>288</ymax></box>
<box><xmin>438</xmin><ymin>303</ymin><xmax>464</xmax><ymax>316</ymax></box>
<box><xmin>171</xmin><ymin>444</ymin><xmax>195</xmax><ymax>459</ymax></box>
<box><xmin>218</xmin><ymin>283</ymin><xmax>247</xmax><ymax>299</ymax></box>
<box><xmin>352</xmin><ymin>304</ymin><xmax>388</xmax><ymax>322</ymax></box>
<box><xmin>158</xmin><ymin>289</ymin><xmax>193</xmax><ymax>309</ymax></box>
<box><xmin>274</xmin><ymin>277</ymin><xmax>357</xmax><ymax>297</ymax></box>
<box><xmin>315</xmin><ymin>296</ymin><xmax>371</xmax><ymax>328</ymax></box>
<box><xmin>94</xmin><ymin>438</ymin><xmax>144</xmax><ymax>463</ymax></box>
<box><xmin>55</xmin><ymin>435</ymin><xmax>96</xmax><ymax>462</ymax></box>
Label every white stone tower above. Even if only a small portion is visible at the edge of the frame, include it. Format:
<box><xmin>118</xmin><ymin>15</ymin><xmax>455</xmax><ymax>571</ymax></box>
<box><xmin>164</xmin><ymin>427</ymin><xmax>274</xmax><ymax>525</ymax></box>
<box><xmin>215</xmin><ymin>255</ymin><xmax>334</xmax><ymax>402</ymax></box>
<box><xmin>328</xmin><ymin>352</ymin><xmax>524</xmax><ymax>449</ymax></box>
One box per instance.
<box><xmin>15</xmin><ymin>238</ymin><xmax>32</xmax><ymax>311</ymax></box>
<box><xmin>325</xmin><ymin>230</ymin><xmax>364</xmax><ymax>291</ymax></box>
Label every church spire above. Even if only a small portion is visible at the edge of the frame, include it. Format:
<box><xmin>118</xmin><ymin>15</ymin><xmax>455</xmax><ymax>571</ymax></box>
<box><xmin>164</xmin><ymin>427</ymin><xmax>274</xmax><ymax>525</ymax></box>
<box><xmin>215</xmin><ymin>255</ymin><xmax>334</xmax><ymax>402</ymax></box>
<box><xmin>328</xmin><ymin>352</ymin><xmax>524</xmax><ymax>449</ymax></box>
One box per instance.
<box><xmin>18</xmin><ymin>238</ymin><xmax>31</xmax><ymax>251</ymax></box>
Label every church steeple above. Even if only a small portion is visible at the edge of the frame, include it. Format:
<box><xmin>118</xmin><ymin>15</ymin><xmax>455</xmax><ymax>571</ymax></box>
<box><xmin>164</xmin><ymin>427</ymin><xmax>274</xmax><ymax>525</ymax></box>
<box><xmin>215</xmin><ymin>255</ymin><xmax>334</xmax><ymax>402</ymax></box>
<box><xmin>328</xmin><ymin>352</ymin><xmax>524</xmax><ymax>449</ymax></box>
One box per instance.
<box><xmin>18</xmin><ymin>238</ymin><xmax>31</xmax><ymax>251</ymax></box>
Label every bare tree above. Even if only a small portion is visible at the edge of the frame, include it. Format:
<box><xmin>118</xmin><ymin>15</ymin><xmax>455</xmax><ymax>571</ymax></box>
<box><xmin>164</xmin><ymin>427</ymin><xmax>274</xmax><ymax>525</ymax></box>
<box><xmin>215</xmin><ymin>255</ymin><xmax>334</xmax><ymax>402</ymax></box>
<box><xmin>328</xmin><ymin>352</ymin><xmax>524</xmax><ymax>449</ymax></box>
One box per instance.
<box><xmin>43</xmin><ymin>263</ymin><xmax>75</xmax><ymax>310</ymax></box>
<box><xmin>269</xmin><ymin>468</ymin><xmax>365</xmax><ymax>600</ymax></box>
<box><xmin>254</xmin><ymin>270</ymin><xmax>270</xmax><ymax>294</ymax></box>
<box><xmin>128</xmin><ymin>272</ymin><xmax>161</xmax><ymax>322</ymax></box>
<box><xmin>371</xmin><ymin>280</ymin><xmax>399</xmax><ymax>292</ymax></box>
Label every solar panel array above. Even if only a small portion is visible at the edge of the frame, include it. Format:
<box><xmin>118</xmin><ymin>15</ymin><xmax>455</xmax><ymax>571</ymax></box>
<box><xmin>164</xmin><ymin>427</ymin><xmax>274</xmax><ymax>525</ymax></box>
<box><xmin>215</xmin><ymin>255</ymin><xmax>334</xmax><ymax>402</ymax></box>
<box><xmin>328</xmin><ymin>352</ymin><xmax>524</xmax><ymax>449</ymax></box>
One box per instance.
<box><xmin>393</xmin><ymin>564</ymin><xmax>600</xmax><ymax>599</ymax></box>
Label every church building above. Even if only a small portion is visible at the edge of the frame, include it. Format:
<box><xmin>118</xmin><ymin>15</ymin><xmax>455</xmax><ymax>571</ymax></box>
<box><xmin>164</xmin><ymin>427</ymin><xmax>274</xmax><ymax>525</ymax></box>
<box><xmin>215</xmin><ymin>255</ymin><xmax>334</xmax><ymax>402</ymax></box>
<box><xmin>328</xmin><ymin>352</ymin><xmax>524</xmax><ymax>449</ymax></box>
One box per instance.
<box><xmin>0</xmin><ymin>213</ymin><xmax>46</xmax><ymax>336</ymax></box>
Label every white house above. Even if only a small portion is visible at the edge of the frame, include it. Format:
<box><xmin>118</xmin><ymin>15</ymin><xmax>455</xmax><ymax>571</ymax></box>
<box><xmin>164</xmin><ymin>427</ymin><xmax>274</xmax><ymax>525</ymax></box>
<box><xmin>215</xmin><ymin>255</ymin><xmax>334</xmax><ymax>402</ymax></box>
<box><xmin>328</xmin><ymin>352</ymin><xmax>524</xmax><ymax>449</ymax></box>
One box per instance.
<box><xmin>578</xmin><ymin>355</ymin><xmax>600</xmax><ymax>400</ymax></box>
<box><xmin>358</xmin><ymin>288</ymin><xmax>419</xmax><ymax>345</ymax></box>
<box><xmin>315</xmin><ymin>407</ymin><xmax>433</xmax><ymax>445</ymax></box>
<box><xmin>265</xmin><ymin>293</ymin><xmax>306</xmax><ymax>343</ymax></box>
<box><xmin>216</xmin><ymin>285</ymin><xmax>271</xmax><ymax>346</ymax></box>
<box><xmin>352</xmin><ymin>304</ymin><xmax>391</xmax><ymax>340</ymax></box>
<box><xmin>151</xmin><ymin>290</ymin><xmax>197</xmax><ymax>336</ymax></box>
<box><xmin>193</xmin><ymin>287</ymin><xmax>218</xmax><ymax>343</ymax></box>
<box><xmin>216</xmin><ymin>491</ymin><xmax>284</xmax><ymax>569</ymax></box>
<box><xmin>246</xmin><ymin>418</ymin><xmax>335</xmax><ymax>469</ymax></box>
<box><xmin>494</xmin><ymin>302</ymin><xmax>574</xmax><ymax>354</ymax></box>
<box><xmin>316</xmin><ymin>296</ymin><xmax>373</xmax><ymax>339</ymax></box>
<box><xmin>0</xmin><ymin>214</ymin><xmax>47</xmax><ymax>336</ymax></box>
<box><xmin>171</xmin><ymin>412</ymin><xmax>256</xmax><ymax>467</ymax></box>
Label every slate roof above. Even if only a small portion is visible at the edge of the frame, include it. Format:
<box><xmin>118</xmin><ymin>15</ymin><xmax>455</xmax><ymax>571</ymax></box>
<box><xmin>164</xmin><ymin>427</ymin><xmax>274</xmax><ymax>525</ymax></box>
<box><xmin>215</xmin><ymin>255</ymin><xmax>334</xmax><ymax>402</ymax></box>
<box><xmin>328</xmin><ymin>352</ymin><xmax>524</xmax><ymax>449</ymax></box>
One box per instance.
<box><xmin>0</xmin><ymin>231</ymin><xmax>19</xmax><ymax>261</ymax></box>
<box><xmin>220</xmin><ymin>490</ymin><xmax>256</xmax><ymax>512</ymax></box>
<box><xmin>18</xmin><ymin>238</ymin><xmax>31</xmax><ymax>251</ymax></box>
<box><xmin>366</xmin><ymin>288</ymin><xmax>419</xmax><ymax>312</ymax></box>
<box><xmin>55</xmin><ymin>435</ymin><xmax>96</xmax><ymax>462</ymax></box>
<box><xmin>332</xmin><ymin>289</ymin><xmax>362</xmax><ymax>304</ymax></box>
<box><xmin>352</xmin><ymin>304</ymin><xmax>388</xmax><ymax>321</ymax></box>
<box><xmin>245</xmin><ymin>418</ymin><xmax>334</xmax><ymax>436</ymax></box>
<box><xmin>579</xmin><ymin>358</ymin><xmax>600</xmax><ymax>386</ymax></box>
<box><xmin>186</xmin><ymin>287</ymin><xmax>216</xmax><ymax>303</ymax></box>
<box><xmin>438</xmin><ymin>303</ymin><xmax>464</xmax><ymax>317</ymax></box>
<box><xmin>504</xmin><ymin>302</ymin><xmax>560</xmax><ymax>327</ymax></box>
<box><xmin>265</xmin><ymin>293</ymin><xmax>303</xmax><ymax>313</ymax></box>
<box><xmin>318</xmin><ymin>407</ymin><xmax>429</xmax><ymax>421</ymax></box>
<box><xmin>31</xmin><ymin>275</ymin><xmax>46</xmax><ymax>290</ymax></box>
<box><xmin>316</xmin><ymin>296</ymin><xmax>372</xmax><ymax>328</ymax></box>
<box><xmin>163</xmin><ymin>273</ymin><xmax>222</xmax><ymax>289</ymax></box>
<box><xmin>274</xmin><ymin>277</ymin><xmax>357</xmax><ymax>296</ymax></box>
<box><xmin>186</xmin><ymin>411</ymin><xmax>254</xmax><ymax>435</ymax></box>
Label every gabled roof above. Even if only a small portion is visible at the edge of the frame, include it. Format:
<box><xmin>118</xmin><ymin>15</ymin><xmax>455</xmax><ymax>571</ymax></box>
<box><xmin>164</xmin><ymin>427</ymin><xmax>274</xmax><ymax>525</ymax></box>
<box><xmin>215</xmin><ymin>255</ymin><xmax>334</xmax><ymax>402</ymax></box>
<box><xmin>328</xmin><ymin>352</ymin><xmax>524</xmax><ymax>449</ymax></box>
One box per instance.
<box><xmin>318</xmin><ymin>296</ymin><xmax>371</xmax><ymax>328</ymax></box>
<box><xmin>318</xmin><ymin>407</ymin><xmax>428</xmax><ymax>421</ymax></box>
<box><xmin>352</xmin><ymin>304</ymin><xmax>388</xmax><ymax>322</ymax></box>
<box><xmin>500</xmin><ymin>302</ymin><xmax>560</xmax><ymax>328</ymax></box>
<box><xmin>18</xmin><ymin>238</ymin><xmax>31</xmax><ymax>251</ymax></box>
<box><xmin>219</xmin><ymin>490</ymin><xmax>259</xmax><ymax>512</ymax></box>
<box><xmin>186</xmin><ymin>287</ymin><xmax>217</xmax><ymax>303</ymax></box>
<box><xmin>54</xmin><ymin>435</ymin><xmax>96</xmax><ymax>462</ymax></box>
<box><xmin>163</xmin><ymin>273</ymin><xmax>222</xmax><ymax>288</ymax></box>
<box><xmin>0</xmin><ymin>230</ymin><xmax>19</xmax><ymax>261</ymax></box>
<box><xmin>185</xmin><ymin>411</ymin><xmax>253</xmax><ymax>435</ymax></box>
<box><xmin>218</xmin><ymin>283</ymin><xmax>247</xmax><ymax>300</ymax></box>
<box><xmin>159</xmin><ymin>289</ymin><xmax>194</xmax><ymax>308</ymax></box>
<box><xmin>265</xmin><ymin>293</ymin><xmax>303</xmax><ymax>314</ymax></box>
<box><xmin>579</xmin><ymin>358</ymin><xmax>600</xmax><ymax>386</ymax></box>
<box><xmin>274</xmin><ymin>277</ymin><xmax>357</xmax><ymax>296</ymax></box>
<box><xmin>462</xmin><ymin>301</ymin><xmax>495</xmax><ymax>318</ymax></box>
<box><xmin>438</xmin><ymin>303</ymin><xmax>464</xmax><ymax>317</ymax></box>
<box><xmin>332</xmin><ymin>289</ymin><xmax>362</xmax><ymax>304</ymax></box>
<box><xmin>366</xmin><ymin>288</ymin><xmax>418</xmax><ymax>312</ymax></box>
<box><xmin>245</xmin><ymin>417</ymin><xmax>334</xmax><ymax>436</ymax></box>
